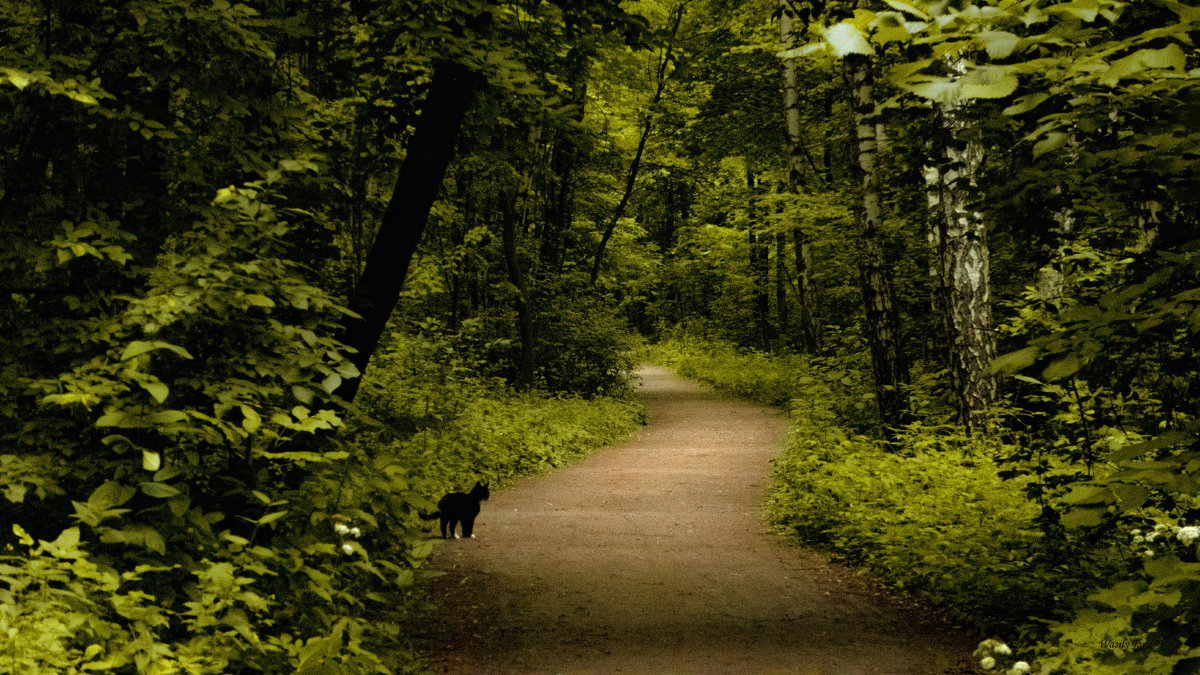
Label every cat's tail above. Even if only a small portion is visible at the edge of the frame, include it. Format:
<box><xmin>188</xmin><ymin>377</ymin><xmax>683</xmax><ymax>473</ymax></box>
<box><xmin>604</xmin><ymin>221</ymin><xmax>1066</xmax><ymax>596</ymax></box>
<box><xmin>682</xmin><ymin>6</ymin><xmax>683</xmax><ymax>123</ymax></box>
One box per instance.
<box><xmin>416</xmin><ymin>511</ymin><xmax>440</xmax><ymax>521</ymax></box>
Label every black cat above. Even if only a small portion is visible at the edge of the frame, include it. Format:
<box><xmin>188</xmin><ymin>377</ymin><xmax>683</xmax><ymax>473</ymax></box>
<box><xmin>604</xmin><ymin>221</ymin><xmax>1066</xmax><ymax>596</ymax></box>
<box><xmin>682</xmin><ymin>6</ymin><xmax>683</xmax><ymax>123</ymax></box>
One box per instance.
<box><xmin>421</xmin><ymin>482</ymin><xmax>489</xmax><ymax>539</ymax></box>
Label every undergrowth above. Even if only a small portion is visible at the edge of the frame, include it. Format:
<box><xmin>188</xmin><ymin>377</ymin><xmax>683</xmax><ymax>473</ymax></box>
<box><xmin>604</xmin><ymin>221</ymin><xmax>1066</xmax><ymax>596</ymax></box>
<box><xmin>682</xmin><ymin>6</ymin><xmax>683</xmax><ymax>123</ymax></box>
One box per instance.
<box><xmin>647</xmin><ymin>335</ymin><xmax>1155</xmax><ymax>671</ymax></box>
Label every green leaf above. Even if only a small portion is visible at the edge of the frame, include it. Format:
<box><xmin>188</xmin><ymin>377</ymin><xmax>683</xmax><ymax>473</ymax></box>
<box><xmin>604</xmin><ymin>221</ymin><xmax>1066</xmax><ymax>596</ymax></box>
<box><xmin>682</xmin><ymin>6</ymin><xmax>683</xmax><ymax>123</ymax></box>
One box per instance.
<box><xmin>96</xmin><ymin>410</ymin><xmax>129</xmax><ymax>427</ymax></box>
<box><xmin>241</xmin><ymin>405</ymin><xmax>261</xmax><ymax>433</ymax></box>
<box><xmin>320</xmin><ymin>373</ymin><xmax>342</xmax><ymax>394</ymax></box>
<box><xmin>141</xmin><ymin>481</ymin><xmax>181</xmax><ymax>498</ymax></box>
<box><xmin>257</xmin><ymin>510</ymin><xmax>288</xmax><ymax>526</ymax></box>
<box><xmin>150</xmin><ymin>410</ymin><xmax>188</xmax><ymax>425</ymax></box>
<box><xmin>990</xmin><ymin>346</ymin><xmax>1039</xmax><ymax>374</ymax></box>
<box><xmin>1101</xmin><ymin>44</ymin><xmax>1187</xmax><ymax>86</ymax></box>
<box><xmin>245</xmin><ymin>293</ymin><xmax>276</xmax><ymax>308</ymax></box>
<box><xmin>1</xmin><ymin>68</ymin><xmax>33</xmax><ymax>89</ymax></box>
<box><xmin>1042</xmin><ymin>354</ymin><xmax>1081</xmax><ymax>381</ymax></box>
<box><xmin>120</xmin><ymin>340</ymin><xmax>194</xmax><ymax>361</ymax></box>
<box><xmin>957</xmin><ymin>66</ymin><xmax>1018</xmax><ymax>100</ymax></box>
<box><xmin>1062</xmin><ymin>484</ymin><xmax>1111</xmax><ymax>506</ymax></box>
<box><xmin>976</xmin><ymin>31</ymin><xmax>1020</xmax><ymax>59</ymax></box>
<box><xmin>1046</xmin><ymin>0</ymin><xmax>1102</xmax><ymax>22</ymax></box>
<box><xmin>1003</xmin><ymin>93</ymin><xmax>1049</xmax><ymax>116</ymax></box>
<box><xmin>824</xmin><ymin>23</ymin><xmax>875</xmax><ymax>57</ymax></box>
<box><xmin>139</xmin><ymin>381</ymin><xmax>169</xmax><ymax>404</ymax></box>
<box><xmin>880</xmin><ymin>0</ymin><xmax>930</xmax><ymax>19</ymax></box>
<box><xmin>1060</xmin><ymin>505</ymin><xmax>1106</xmax><ymax>528</ymax></box>
<box><xmin>1033</xmin><ymin>131</ymin><xmax>1069</xmax><ymax>158</ymax></box>
<box><xmin>141</xmin><ymin>450</ymin><xmax>161</xmax><ymax>472</ymax></box>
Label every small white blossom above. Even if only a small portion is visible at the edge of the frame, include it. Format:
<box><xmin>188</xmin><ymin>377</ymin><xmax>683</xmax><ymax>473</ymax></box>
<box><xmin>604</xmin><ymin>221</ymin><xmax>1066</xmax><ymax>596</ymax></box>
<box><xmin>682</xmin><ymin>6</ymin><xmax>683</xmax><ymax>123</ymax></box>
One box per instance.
<box><xmin>1130</xmin><ymin>529</ymin><xmax>1142</xmax><ymax>536</ymax></box>
<box><xmin>1178</xmin><ymin>526</ymin><xmax>1199</xmax><ymax>546</ymax></box>
<box><xmin>341</xmin><ymin>542</ymin><xmax>354</xmax><ymax>555</ymax></box>
<box><xmin>1144</xmin><ymin>549</ymin><xmax>1155</xmax><ymax>558</ymax></box>
<box><xmin>981</xmin><ymin>656</ymin><xmax>996</xmax><ymax>670</ymax></box>
<box><xmin>349</xmin><ymin>527</ymin><xmax>362</xmax><ymax>538</ymax></box>
<box><xmin>1145</xmin><ymin>531</ymin><xmax>1158</xmax><ymax>542</ymax></box>
<box><xmin>996</xmin><ymin>643</ymin><xmax>1012</xmax><ymax>656</ymax></box>
<box><xmin>1009</xmin><ymin>662</ymin><xmax>1031</xmax><ymax>675</ymax></box>
<box><xmin>333</xmin><ymin>522</ymin><xmax>350</xmax><ymax>536</ymax></box>
<box><xmin>1155</xmin><ymin>523</ymin><xmax>1169</xmax><ymax>534</ymax></box>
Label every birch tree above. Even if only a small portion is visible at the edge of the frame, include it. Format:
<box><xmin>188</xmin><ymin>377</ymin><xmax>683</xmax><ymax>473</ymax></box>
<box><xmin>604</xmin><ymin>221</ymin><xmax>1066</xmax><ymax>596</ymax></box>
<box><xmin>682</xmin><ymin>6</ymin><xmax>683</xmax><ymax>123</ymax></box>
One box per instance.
<box><xmin>845</xmin><ymin>51</ymin><xmax>910</xmax><ymax>432</ymax></box>
<box><xmin>779</xmin><ymin>0</ymin><xmax>822</xmax><ymax>353</ymax></box>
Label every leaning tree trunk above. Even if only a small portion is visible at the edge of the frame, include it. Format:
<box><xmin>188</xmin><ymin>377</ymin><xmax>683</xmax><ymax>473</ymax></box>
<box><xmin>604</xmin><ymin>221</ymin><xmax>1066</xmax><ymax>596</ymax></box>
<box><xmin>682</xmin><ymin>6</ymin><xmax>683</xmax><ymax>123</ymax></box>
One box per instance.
<box><xmin>928</xmin><ymin>57</ymin><xmax>996</xmax><ymax>437</ymax></box>
<box><xmin>590</xmin><ymin>2</ymin><xmax>684</xmax><ymax>286</ymax></box>
<box><xmin>337</xmin><ymin>57</ymin><xmax>483</xmax><ymax>401</ymax></box>
<box><xmin>780</xmin><ymin>1</ymin><xmax>822</xmax><ymax>353</ymax></box>
<box><xmin>845</xmin><ymin>53</ymin><xmax>909</xmax><ymax>434</ymax></box>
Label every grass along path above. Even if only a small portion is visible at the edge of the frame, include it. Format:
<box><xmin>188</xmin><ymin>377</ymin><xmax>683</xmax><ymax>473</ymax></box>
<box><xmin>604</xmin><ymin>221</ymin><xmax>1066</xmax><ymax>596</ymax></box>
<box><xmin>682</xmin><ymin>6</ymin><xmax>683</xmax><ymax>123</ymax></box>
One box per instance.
<box><xmin>419</xmin><ymin>365</ymin><xmax>977</xmax><ymax>673</ymax></box>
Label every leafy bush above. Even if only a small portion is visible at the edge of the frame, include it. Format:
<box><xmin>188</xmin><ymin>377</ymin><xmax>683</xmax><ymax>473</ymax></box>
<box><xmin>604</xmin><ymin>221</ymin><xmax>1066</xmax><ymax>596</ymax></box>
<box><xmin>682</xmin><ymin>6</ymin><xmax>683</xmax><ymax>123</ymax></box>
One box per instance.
<box><xmin>648</xmin><ymin>334</ymin><xmax>1134</xmax><ymax>639</ymax></box>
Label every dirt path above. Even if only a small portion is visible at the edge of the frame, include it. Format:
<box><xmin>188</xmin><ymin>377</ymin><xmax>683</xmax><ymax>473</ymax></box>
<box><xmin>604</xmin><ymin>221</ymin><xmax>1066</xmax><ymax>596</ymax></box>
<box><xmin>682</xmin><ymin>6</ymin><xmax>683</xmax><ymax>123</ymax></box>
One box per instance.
<box><xmin>420</xmin><ymin>365</ymin><xmax>976</xmax><ymax>673</ymax></box>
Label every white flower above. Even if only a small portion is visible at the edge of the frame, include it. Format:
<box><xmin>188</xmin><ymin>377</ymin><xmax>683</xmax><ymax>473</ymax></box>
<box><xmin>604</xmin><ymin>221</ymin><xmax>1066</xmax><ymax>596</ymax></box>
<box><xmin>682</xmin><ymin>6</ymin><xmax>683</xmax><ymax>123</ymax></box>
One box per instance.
<box><xmin>1178</xmin><ymin>526</ymin><xmax>1200</xmax><ymax>546</ymax></box>
<box><xmin>996</xmin><ymin>643</ymin><xmax>1012</xmax><ymax>656</ymax></box>
<box><xmin>1145</xmin><ymin>531</ymin><xmax>1158</xmax><ymax>542</ymax></box>
<box><xmin>1132</xmin><ymin>534</ymin><xmax>1145</xmax><ymax>544</ymax></box>
<box><xmin>1144</xmin><ymin>549</ymin><xmax>1155</xmax><ymax>558</ymax></box>
<box><xmin>1009</xmin><ymin>662</ymin><xmax>1031</xmax><ymax>675</ymax></box>
<box><xmin>1130</xmin><ymin>529</ymin><xmax>1142</xmax><ymax>536</ymax></box>
<box><xmin>1155</xmin><ymin>523</ymin><xmax>1169</xmax><ymax>533</ymax></box>
<box><xmin>341</xmin><ymin>542</ymin><xmax>354</xmax><ymax>555</ymax></box>
<box><xmin>981</xmin><ymin>656</ymin><xmax>996</xmax><ymax>670</ymax></box>
<box><xmin>333</xmin><ymin>522</ymin><xmax>350</xmax><ymax>536</ymax></box>
<box><xmin>349</xmin><ymin>527</ymin><xmax>362</xmax><ymax>538</ymax></box>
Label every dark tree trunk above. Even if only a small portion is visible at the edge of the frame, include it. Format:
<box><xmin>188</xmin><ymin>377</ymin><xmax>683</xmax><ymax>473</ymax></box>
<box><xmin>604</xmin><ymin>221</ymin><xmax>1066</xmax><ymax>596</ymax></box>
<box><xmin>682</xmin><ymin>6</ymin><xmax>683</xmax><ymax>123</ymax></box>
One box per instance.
<box><xmin>845</xmin><ymin>53</ymin><xmax>910</xmax><ymax>434</ymax></box>
<box><xmin>775</xmin><ymin>231</ymin><xmax>789</xmax><ymax>348</ymax></box>
<box><xmin>336</xmin><ymin>58</ymin><xmax>483</xmax><ymax>401</ymax></box>
<box><xmin>590</xmin><ymin>3</ymin><xmax>684</xmax><ymax>286</ymax></box>
<box><xmin>792</xmin><ymin>229</ymin><xmax>820</xmax><ymax>352</ymax></box>
<box><xmin>500</xmin><ymin>192</ymin><xmax>536</xmax><ymax>388</ymax></box>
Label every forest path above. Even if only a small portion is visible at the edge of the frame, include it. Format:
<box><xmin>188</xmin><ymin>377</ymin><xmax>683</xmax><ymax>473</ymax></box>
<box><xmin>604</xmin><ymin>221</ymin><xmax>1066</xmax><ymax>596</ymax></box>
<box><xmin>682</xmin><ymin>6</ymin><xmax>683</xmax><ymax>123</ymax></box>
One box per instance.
<box><xmin>419</xmin><ymin>365</ymin><xmax>976</xmax><ymax>673</ymax></box>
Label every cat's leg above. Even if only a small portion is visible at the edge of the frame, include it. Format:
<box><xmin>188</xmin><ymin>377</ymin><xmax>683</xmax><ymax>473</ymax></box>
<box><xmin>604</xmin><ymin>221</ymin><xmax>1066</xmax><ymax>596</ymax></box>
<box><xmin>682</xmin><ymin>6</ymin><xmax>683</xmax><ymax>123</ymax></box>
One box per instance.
<box><xmin>449</xmin><ymin>517</ymin><xmax>461</xmax><ymax>539</ymax></box>
<box><xmin>440</xmin><ymin>516</ymin><xmax>450</xmax><ymax>539</ymax></box>
<box><xmin>462</xmin><ymin>515</ymin><xmax>475</xmax><ymax>539</ymax></box>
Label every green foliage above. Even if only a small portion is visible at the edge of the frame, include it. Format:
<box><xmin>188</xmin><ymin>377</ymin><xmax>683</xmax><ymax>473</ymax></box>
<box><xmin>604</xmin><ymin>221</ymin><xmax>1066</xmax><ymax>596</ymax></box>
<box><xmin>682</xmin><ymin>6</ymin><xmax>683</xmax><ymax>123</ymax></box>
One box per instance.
<box><xmin>651</xmin><ymin>335</ymin><xmax>1134</xmax><ymax>637</ymax></box>
<box><xmin>647</xmin><ymin>331</ymin><xmax>878</xmax><ymax>430</ymax></box>
<box><xmin>356</xmin><ymin>326</ymin><xmax>645</xmax><ymax>491</ymax></box>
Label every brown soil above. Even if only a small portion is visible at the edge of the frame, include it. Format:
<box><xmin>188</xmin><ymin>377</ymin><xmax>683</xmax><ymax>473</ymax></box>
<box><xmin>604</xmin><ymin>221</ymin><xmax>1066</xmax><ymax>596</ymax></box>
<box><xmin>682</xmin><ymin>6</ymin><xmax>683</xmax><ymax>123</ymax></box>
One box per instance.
<box><xmin>420</xmin><ymin>365</ymin><xmax>978</xmax><ymax>674</ymax></box>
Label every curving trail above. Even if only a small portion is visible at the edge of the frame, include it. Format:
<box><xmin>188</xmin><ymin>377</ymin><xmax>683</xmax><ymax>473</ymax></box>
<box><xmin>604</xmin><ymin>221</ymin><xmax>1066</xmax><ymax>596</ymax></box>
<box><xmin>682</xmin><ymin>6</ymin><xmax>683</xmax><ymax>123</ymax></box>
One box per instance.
<box><xmin>421</xmin><ymin>365</ymin><xmax>976</xmax><ymax>673</ymax></box>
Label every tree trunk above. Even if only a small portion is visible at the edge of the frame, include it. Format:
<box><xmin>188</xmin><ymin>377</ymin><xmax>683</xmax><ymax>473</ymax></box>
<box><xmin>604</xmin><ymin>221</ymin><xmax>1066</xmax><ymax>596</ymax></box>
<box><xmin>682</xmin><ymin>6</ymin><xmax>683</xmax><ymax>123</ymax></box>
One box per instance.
<box><xmin>845</xmin><ymin>53</ymin><xmax>909</xmax><ymax>434</ymax></box>
<box><xmin>590</xmin><ymin>2</ymin><xmax>684</xmax><ymax>285</ymax></box>
<box><xmin>336</xmin><ymin>57</ymin><xmax>483</xmax><ymax>401</ymax></box>
<box><xmin>775</xmin><ymin>231</ymin><xmax>789</xmax><ymax>348</ymax></box>
<box><xmin>541</xmin><ymin>27</ymin><xmax>590</xmax><ymax>272</ymax></box>
<box><xmin>793</xmin><ymin>229</ymin><xmax>820</xmax><ymax>352</ymax></box>
<box><xmin>930</xmin><ymin>58</ymin><xmax>996</xmax><ymax>436</ymax></box>
<box><xmin>780</xmin><ymin>2</ymin><xmax>822</xmax><ymax>353</ymax></box>
<box><xmin>500</xmin><ymin>192</ymin><xmax>536</xmax><ymax>388</ymax></box>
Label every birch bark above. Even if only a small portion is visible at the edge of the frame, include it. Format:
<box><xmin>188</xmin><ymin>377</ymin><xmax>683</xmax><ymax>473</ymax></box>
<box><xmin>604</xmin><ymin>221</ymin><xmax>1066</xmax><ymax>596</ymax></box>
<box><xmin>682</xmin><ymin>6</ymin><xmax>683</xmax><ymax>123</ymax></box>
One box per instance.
<box><xmin>845</xmin><ymin>53</ymin><xmax>909</xmax><ymax>432</ymax></box>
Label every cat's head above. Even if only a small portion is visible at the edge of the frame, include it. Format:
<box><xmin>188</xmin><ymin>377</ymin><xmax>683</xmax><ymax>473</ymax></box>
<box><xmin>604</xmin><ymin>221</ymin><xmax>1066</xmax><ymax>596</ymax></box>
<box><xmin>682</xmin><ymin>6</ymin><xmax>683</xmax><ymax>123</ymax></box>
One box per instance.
<box><xmin>471</xmin><ymin>481</ymin><xmax>490</xmax><ymax>500</ymax></box>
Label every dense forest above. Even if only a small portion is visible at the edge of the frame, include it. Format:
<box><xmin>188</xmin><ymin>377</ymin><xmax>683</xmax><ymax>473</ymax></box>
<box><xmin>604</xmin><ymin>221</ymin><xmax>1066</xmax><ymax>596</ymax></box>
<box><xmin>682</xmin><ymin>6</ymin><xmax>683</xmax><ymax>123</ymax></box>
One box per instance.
<box><xmin>1</xmin><ymin>0</ymin><xmax>1198</xmax><ymax>672</ymax></box>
